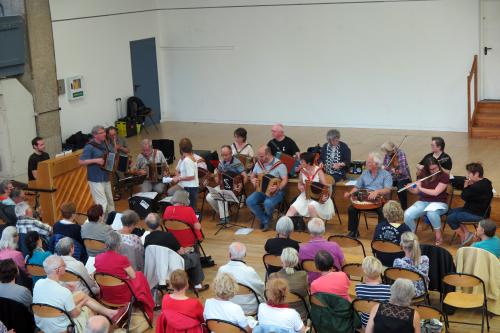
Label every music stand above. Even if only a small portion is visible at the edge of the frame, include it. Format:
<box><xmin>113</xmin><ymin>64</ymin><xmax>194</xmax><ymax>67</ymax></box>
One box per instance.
<box><xmin>117</xmin><ymin>174</ymin><xmax>146</xmax><ymax>198</ymax></box>
<box><xmin>207</xmin><ymin>186</ymin><xmax>246</xmax><ymax>235</ymax></box>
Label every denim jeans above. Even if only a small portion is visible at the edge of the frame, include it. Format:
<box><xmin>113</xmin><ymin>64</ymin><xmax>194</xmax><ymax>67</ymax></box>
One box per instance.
<box><xmin>404</xmin><ymin>201</ymin><xmax>448</xmax><ymax>231</ymax></box>
<box><xmin>246</xmin><ymin>190</ymin><xmax>285</xmax><ymax>227</ymax></box>
<box><xmin>446</xmin><ymin>207</ymin><xmax>482</xmax><ymax>230</ymax></box>
<box><xmin>183</xmin><ymin>187</ymin><xmax>199</xmax><ymax>212</ymax></box>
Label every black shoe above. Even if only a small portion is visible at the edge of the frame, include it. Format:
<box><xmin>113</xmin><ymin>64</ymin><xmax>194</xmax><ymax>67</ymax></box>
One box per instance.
<box><xmin>346</xmin><ymin>230</ymin><xmax>360</xmax><ymax>238</ymax></box>
<box><xmin>262</xmin><ymin>225</ymin><xmax>270</xmax><ymax>232</ymax></box>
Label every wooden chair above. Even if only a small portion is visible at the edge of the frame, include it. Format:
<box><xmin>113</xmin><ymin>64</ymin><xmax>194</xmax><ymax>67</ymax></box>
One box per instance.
<box><xmin>60</xmin><ymin>269</ymin><xmax>97</xmax><ymax>299</ymax></box>
<box><xmin>328</xmin><ymin>235</ymin><xmax>366</xmax><ymax>258</ymax></box>
<box><xmin>285</xmin><ymin>290</ymin><xmax>311</xmax><ymax>322</ymax></box>
<box><xmin>206</xmin><ymin>319</ymin><xmax>247</xmax><ymax>333</ymax></box>
<box><xmin>352</xmin><ymin>299</ymin><xmax>380</xmax><ymax>320</ymax></box>
<box><xmin>163</xmin><ymin>219</ymin><xmax>208</xmax><ymax>257</ymax></box>
<box><xmin>342</xmin><ymin>263</ymin><xmax>363</xmax><ymax>298</ymax></box>
<box><xmin>83</xmin><ymin>238</ymin><xmax>106</xmax><ymax>253</ymax></box>
<box><xmin>290</xmin><ymin>231</ymin><xmax>310</xmax><ymax>243</ymax></box>
<box><xmin>94</xmin><ymin>272</ymin><xmax>152</xmax><ymax>332</ymax></box>
<box><xmin>301</xmin><ymin>259</ymin><xmax>321</xmax><ymax>273</ymax></box>
<box><xmin>370</xmin><ymin>239</ymin><xmax>404</xmax><ymax>265</ymax></box>
<box><xmin>32</xmin><ymin>303</ymin><xmax>75</xmax><ymax>333</ymax></box>
<box><xmin>441</xmin><ymin>273</ymin><xmax>489</xmax><ymax>333</ymax></box>
<box><xmin>411</xmin><ymin>304</ymin><xmax>447</xmax><ymax>333</ymax></box>
<box><xmin>262</xmin><ymin>254</ymin><xmax>282</xmax><ymax>281</ymax></box>
<box><xmin>237</xmin><ymin>283</ymin><xmax>261</xmax><ymax>316</ymax></box>
<box><xmin>384</xmin><ymin>267</ymin><xmax>430</xmax><ymax>304</ymax></box>
<box><xmin>26</xmin><ymin>263</ymin><xmax>46</xmax><ymax>277</ymax></box>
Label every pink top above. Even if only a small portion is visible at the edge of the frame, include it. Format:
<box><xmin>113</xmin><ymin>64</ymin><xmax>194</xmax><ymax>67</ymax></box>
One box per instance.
<box><xmin>0</xmin><ymin>248</ymin><xmax>27</xmax><ymax>272</ymax></box>
<box><xmin>310</xmin><ymin>271</ymin><xmax>351</xmax><ymax>302</ymax></box>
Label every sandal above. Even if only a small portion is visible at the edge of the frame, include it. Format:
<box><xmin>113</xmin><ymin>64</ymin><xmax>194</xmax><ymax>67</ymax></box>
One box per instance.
<box><xmin>435</xmin><ymin>239</ymin><xmax>443</xmax><ymax>247</ymax></box>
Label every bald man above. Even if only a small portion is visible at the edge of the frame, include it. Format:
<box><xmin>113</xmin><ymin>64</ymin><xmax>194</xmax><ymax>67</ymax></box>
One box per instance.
<box><xmin>267</xmin><ymin>123</ymin><xmax>300</xmax><ymax>158</ymax></box>
<box><xmin>85</xmin><ymin>315</ymin><xmax>110</xmax><ymax>333</ymax></box>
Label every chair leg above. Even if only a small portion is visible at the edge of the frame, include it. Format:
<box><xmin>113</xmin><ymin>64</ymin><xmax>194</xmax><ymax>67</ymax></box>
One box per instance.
<box><xmin>148</xmin><ymin>114</ymin><xmax>159</xmax><ymax>130</ymax></box>
<box><xmin>141</xmin><ymin>122</ymin><xmax>150</xmax><ymax>134</ymax></box>
<box><xmin>485</xmin><ymin>305</ymin><xmax>490</xmax><ymax>331</ymax></box>
<box><xmin>364</xmin><ymin>213</ymin><xmax>369</xmax><ymax>230</ymax></box>
<box><xmin>481</xmin><ymin>305</ymin><xmax>485</xmax><ymax>333</ymax></box>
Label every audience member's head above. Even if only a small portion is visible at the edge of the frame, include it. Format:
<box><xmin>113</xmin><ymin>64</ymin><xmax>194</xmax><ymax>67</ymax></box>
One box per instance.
<box><xmin>120</xmin><ymin>210</ymin><xmax>140</xmax><ymax>229</ymax></box>
<box><xmin>213</xmin><ymin>272</ymin><xmax>239</xmax><ymax>300</ymax></box>
<box><xmin>145</xmin><ymin>213</ymin><xmax>161</xmax><ymax>230</ymax></box>
<box><xmin>25</xmin><ymin>231</ymin><xmax>41</xmax><ymax>257</ymax></box>
<box><xmin>361</xmin><ymin>256</ymin><xmax>383</xmax><ymax>280</ymax></box>
<box><xmin>265</xmin><ymin>278</ymin><xmax>288</xmax><ymax>306</ymax></box>
<box><xmin>390</xmin><ymin>278</ymin><xmax>416</xmax><ymax>307</ymax></box>
<box><xmin>275</xmin><ymin>216</ymin><xmax>294</xmax><ymax>238</ymax></box>
<box><xmin>87</xmin><ymin>204</ymin><xmax>104</xmax><ymax>223</ymax></box>
<box><xmin>105</xmin><ymin>231</ymin><xmax>122</xmax><ymax>252</ymax></box>
<box><xmin>228</xmin><ymin>242</ymin><xmax>246</xmax><ymax>261</ymax></box>
<box><xmin>170</xmin><ymin>269</ymin><xmax>189</xmax><ymax>292</ymax></box>
<box><xmin>60</xmin><ymin>202</ymin><xmax>76</xmax><ymax>220</ymax></box>
<box><xmin>85</xmin><ymin>315</ymin><xmax>110</xmax><ymax>333</ymax></box>
<box><xmin>314</xmin><ymin>250</ymin><xmax>335</xmax><ymax>273</ymax></box>
<box><xmin>0</xmin><ymin>180</ymin><xmax>13</xmax><ymax>196</ymax></box>
<box><xmin>307</xmin><ymin>218</ymin><xmax>325</xmax><ymax>237</ymax></box>
<box><xmin>281</xmin><ymin>247</ymin><xmax>299</xmax><ymax>274</ymax></box>
<box><xmin>14</xmin><ymin>201</ymin><xmax>32</xmax><ymax>218</ymax></box>
<box><xmin>382</xmin><ymin>200</ymin><xmax>404</xmax><ymax>224</ymax></box>
<box><xmin>171</xmin><ymin>190</ymin><xmax>190</xmax><ymax>207</ymax></box>
<box><xmin>400</xmin><ymin>232</ymin><xmax>421</xmax><ymax>264</ymax></box>
<box><xmin>478</xmin><ymin>219</ymin><xmax>496</xmax><ymax>238</ymax></box>
<box><xmin>0</xmin><ymin>258</ymin><xmax>18</xmax><ymax>283</ymax></box>
<box><xmin>9</xmin><ymin>188</ymin><xmax>25</xmax><ymax>203</ymax></box>
<box><xmin>55</xmin><ymin>237</ymin><xmax>74</xmax><ymax>256</ymax></box>
<box><xmin>0</xmin><ymin>226</ymin><xmax>18</xmax><ymax>250</ymax></box>
<box><xmin>43</xmin><ymin>255</ymin><xmax>65</xmax><ymax>277</ymax></box>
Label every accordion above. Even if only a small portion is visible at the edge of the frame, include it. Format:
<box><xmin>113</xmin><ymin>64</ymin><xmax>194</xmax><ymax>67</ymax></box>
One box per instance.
<box><xmin>235</xmin><ymin>154</ymin><xmax>254</xmax><ymax>170</ymax></box>
<box><xmin>148</xmin><ymin>162</ymin><xmax>168</xmax><ymax>182</ymax></box>
<box><xmin>219</xmin><ymin>170</ymin><xmax>243</xmax><ymax>195</ymax></box>
<box><xmin>257</xmin><ymin>173</ymin><xmax>281</xmax><ymax>197</ymax></box>
<box><xmin>102</xmin><ymin>151</ymin><xmax>117</xmax><ymax>172</ymax></box>
<box><xmin>350</xmin><ymin>189</ymin><xmax>386</xmax><ymax>210</ymax></box>
<box><xmin>305</xmin><ymin>181</ymin><xmax>330</xmax><ymax>204</ymax></box>
<box><xmin>198</xmin><ymin>167</ymin><xmax>215</xmax><ymax>191</ymax></box>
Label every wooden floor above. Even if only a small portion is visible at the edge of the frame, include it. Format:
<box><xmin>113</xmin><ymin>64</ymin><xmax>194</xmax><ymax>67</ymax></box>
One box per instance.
<box><xmin>115</xmin><ymin>121</ymin><xmax>500</xmax><ymax>333</ymax></box>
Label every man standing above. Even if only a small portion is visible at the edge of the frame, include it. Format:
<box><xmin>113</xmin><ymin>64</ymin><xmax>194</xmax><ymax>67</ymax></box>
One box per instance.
<box><xmin>28</xmin><ymin>137</ymin><xmax>50</xmax><ymax>181</ymax></box>
<box><xmin>79</xmin><ymin>125</ymin><xmax>115</xmax><ymax>217</ymax></box>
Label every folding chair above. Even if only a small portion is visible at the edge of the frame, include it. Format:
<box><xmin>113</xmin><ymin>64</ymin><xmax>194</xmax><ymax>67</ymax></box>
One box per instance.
<box><xmin>352</xmin><ymin>299</ymin><xmax>380</xmax><ymax>330</ymax></box>
<box><xmin>411</xmin><ymin>304</ymin><xmax>447</xmax><ymax>333</ymax></box>
<box><xmin>384</xmin><ymin>267</ymin><xmax>430</xmax><ymax>305</ymax></box>
<box><xmin>60</xmin><ymin>269</ymin><xmax>98</xmax><ymax>299</ymax></box>
<box><xmin>163</xmin><ymin>219</ymin><xmax>208</xmax><ymax>258</ymax></box>
<box><xmin>262</xmin><ymin>253</ymin><xmax>282</xmax><ymax>281</ymax></box>
<box><xmin>83</xmin><ymin>238</ymin><xmax>106</xmax><ymax>253</ymax></box>
<box><xmin>237</xmin><ymin>283</ymin><xmax>262</xmax><ymax>316</ymax></box>
<box><xmin>342</xmin><ymin>263</ymin><xmax>363</xmax><ymax>298</ymax></box>
<box><xmin>32</xmin><ymin>303</ymin><xmax>75</xmax><ymax>333</ymax></box>
<box><xmin>285</xmin><ymin>290</ymin><xmax>311</xmax><ymax>322</ymax></box>
<box><xmin>300</xmin><ymin>259</ymin><xmax>321</xmax><ymax>274</ymax></box>
<box><xmin>206</xmin><ymin>319</ymin><xmax>247</xmax><ymax>333</ymax></box>
<box><xmin>328</xmin><ymin>235</ymin><xmax>366</xmax><ymax>258</ymax></box>
<box><xmin>26</xmin><ymin>263</ymin><xmax>46</xmax><ymax>277</ymax></box>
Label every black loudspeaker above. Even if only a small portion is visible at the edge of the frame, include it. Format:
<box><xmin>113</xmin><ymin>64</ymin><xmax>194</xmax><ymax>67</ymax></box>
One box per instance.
<box><xmin>152</xmin><ymin>139</ymin><xmax>175</xmax><ymax>164</ymax></box>
<box><xmin>128</xmin><ymin>196</ymin><xmax>158</xmax><ymax>219</ymax></box>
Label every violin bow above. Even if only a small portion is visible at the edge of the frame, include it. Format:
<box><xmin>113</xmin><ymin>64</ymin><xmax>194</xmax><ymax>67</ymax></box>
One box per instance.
<box><xmin>386</xmin><ymin>135</ymin><xmax>408</xmax><ymax>167</ymax></box>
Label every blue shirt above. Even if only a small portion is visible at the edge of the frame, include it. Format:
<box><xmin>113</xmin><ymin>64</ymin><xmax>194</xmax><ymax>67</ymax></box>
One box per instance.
<box><xmin>472</xmin><ymin>236</ymin><xmax>500</xmax><ymax>258</ymax></box>
<box><xmin>252</xmin><ymin>157</ymin><xmax>288</xmax><ymax>178</ymax></box>
<box><xmin>355</xmin><ymin>169</ymin><xmax>392</xmax><ymax>191</ymax></box>
<box><xmin>28</xmin><ymin>248</ymin><xmax>52</xmax><ymax>283</ymax></box>
<box><xmin>355</xmin><ymin>283</ymin><xmax>391</xmax><ymax>326</ymax></box>
<box><xmin>80</xmin><ymin>141</ymin><xmax>110</xmax><ymax>182</ymax></box>
<box><xmin>218</xmin><ymin>157</ymin><xmax>245</xmax><ymax>175</ymax></box>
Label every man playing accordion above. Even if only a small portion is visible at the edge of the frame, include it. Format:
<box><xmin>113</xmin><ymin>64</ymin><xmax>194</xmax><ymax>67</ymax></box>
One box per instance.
<box><xmin>134</xmin><ymin>139</ymin><xmax>169</xmax><ymax>193</ymax></box>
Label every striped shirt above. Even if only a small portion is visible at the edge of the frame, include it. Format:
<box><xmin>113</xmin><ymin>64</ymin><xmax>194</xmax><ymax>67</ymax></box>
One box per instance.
<box><xmin>355</xmin><ymin>283</ymin><xmax>391</xmax><ymax>327</ymax></box>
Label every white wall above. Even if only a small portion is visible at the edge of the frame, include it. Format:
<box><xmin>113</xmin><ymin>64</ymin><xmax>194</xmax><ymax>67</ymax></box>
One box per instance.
<box><xmin>157</xmin><ymin>0</ymin><xmax>479</xmax><ymax>131</ymax></box>
<box><xmin>50</xmin><ymin>0</ymin><xmax>159</xmax><ymax>139</ymax></box>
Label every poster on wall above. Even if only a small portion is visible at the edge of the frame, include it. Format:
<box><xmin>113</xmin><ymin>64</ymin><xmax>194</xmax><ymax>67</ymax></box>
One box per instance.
<box><xmin>66</xmin><ymin>75</ymin><xmax>84</xmax><ymax>101</ymax></box>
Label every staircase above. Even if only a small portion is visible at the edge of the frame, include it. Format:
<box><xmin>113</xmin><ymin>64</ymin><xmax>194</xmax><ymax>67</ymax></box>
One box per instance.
<box><xmin>470</xmin><ymin>100</ymin><xmax>500</xmax><ymax>139</ymax></box>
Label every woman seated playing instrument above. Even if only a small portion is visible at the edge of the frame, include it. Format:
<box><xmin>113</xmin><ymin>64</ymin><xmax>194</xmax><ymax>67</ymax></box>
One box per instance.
<box><xmin>404</xmin><ymin>156</ymin><xmax>449</xmax><ymax>245</ymax></box>
<box><xmin>286</xmin><ymin>152</ymin><xmax>334</xmax><ymax>220</ymax></box>
<box><xmin>232</xmin><ymin>127</ymin><xmax>255</xmax><ymax>171</ymax></box>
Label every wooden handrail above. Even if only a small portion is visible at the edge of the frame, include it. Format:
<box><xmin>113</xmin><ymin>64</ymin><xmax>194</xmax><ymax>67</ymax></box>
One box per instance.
<box><xmin>467</xmin><ymin>55</ymin><xmax>478</xmax><ymax>136</ymax></box>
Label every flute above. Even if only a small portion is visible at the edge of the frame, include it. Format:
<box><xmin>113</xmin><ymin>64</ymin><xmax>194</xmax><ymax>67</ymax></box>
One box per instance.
<box><xmin>397</xmin><ymin>170</ymin><xmax>441</xmax><ymax>193</ymax></box>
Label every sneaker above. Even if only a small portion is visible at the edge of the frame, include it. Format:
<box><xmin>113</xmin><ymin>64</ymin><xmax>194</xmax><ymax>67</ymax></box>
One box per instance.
<box><xmin>461</xmin><ymin>232</ymin><xmax>474</xmax><ymax>247</ymax></box>
<box><xmin>195</xmin><ymin>284</ymin><xmax>210</xmax><ymax>292</ymax></box>
<box><xmin>111</xmin><ymin>303</ymin><xmax>131</xmax><ymax>327</ymax></box>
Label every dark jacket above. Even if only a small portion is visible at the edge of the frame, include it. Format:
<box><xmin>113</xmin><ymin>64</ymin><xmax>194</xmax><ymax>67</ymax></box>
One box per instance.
<box><xmin>420</xmin><ymin>244</ymin><xmax>455</xmax><ymax>292</ymax></box>
<box><xmin>310</xmin><ymin>292</ymin><xmax>360</xmax><ymax>333</ymax></box>
<box><xmin>0</xmin><ymin>297</ymin><xmax>36</xmax><ymax>333</ymax></box>
<box><xmin>319</xmin><ymin>141</ymin><xmax>351</xmax><ymax>180</ymax></box>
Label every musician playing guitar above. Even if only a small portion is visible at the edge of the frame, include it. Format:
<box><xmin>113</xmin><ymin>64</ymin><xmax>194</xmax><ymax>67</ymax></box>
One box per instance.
<box><xmin>343</xmin><ymin>152</ymin><xmax>392</xmax><ymax>238</ymax></box>
<box><xmin>133</xmin><ymin>139</ymin><xmax>169</xmax><ymax>193</ymax></box>
<box><xmin>206</xmin><ymin>145</ymin><xmax>248</xmax><ymax>224</ymax></box>
<box><xmin>286</xmin><ymin>152</ymin><xmax>334</xmax><ymax>220</ymax></box>
<box><xmin>246</xmin><ymin>145</ymin><xmax>288</xmax><ymax>232</ymax></box>
<box><xmin>78</xmin><ymin>125</ymin><xmax>115</xmax><ymax>218</ymax></box>
<box><xmin>416</xmin><ymin>136</ymin><xmax>452</xmax><ymax>176</ymax></box>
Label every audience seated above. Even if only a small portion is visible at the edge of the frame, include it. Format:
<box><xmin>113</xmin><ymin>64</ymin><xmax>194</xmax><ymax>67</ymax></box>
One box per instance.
<box><xmin>144</xmin><ymin>213</ymin><xmax>207</xmax><ymax>291</ymax></box>
<box><xmin>33</xmin><ymin>255</ymin><xmax>125</xmax><ymax>333</ymax></box>
<box><xmin>354</xmin><ymin>257</ymin><xmax>391</xmax><ymax>327</ymax></box>
<box><xmin>471</xmin><ymin>219</ymin><xmax>500</xmax><ymax>258</ymax></box>
<box><xmin>51</xmin><ymin>202</ymin><xmax>86</xmax><ymax>260</ymax></box>
<box><xmin>0</xmin><ymin>180</ymin><xmax>13</xmax><ymax>202</ymax></box>
<box><xmin>310</xmin><ymin>250</ymin><xmax>350</xmax><ymax>301</ymax></box>
<box><xmin>2</xmin><ymin>188</ymin><xmax>25</xmax><ymax>206</ymax></box>
<box><xmin>218</xmin><ymin>242</ymin><xmax>264</xmax><ymax>315</ymax></box>
<box><xmin>94</xmin><ymin>231</ymin><xmax>154</xmax><ymax>322</ymax></box>
<box><xmin>81</xmin><ymin>204</ymin><xmax>112</xmax><ymax>257</ymax></box>
<box><xmin>204</xmin><ymin>272</ymin><xmax>251</xmax><ymax>332</ymax></box>
<box><xmin>0</xmin><ymin>259</ymin><xmax>32</xmax><ymax>308</ymax></box>
<box><xmin>256</xmin><ymin>278</ymin><xmax>306</xmax><ymax>333</ymax></box>
<box><xmin>156</xmin><ymin>270</ymin><xmax>205</xmax><ymax>333</ymax></box>
<box><xmin>393</xmin><ymin>232</ymin><xmax>429</xmax><ymax>298</ymax></box>
<box><xmin>298</xmin><ymin>218</ymin><xmax>344</xmax><ymax>283</ymax></box>
<box><xmin>85</xmin><ymin>315</ymin><xmax>110</xmax><ymax>333</ymax></box>
<box><xmin>265</xmin><ymin>216</ymin><xmax>299</xmax><ymax>274</ymax></box>
<box><xmin>118</xmin><ymin>210</ymin><xmax>144</xmax><ymax>271</ymax></box>
<box><xmin>365</xmin><ymin>278</ymin><xmax>420</xmax><ymax>333</ymax></box>
<box><xmin>25</xmin><ymin>231</ymin><xmax>52</xmax><ymax>283</ymax></box>
<box><xmin>269</xmin><ymin>247</ymin><xmax>308</xmax><ymax>320</ymax></box>
<box><xmin>0</xmin><ymin>226</ymin><xmax>26</xmax><ymax>273</ymax></box>
<box><xmin>55</xmin><ymin>237</ymin><xmax>100</xmax><ymax>296</ymax></box>
<box><xmin>162</xmin><ymin>190</ymin><xmax>203</xmax><ymax>248</ymax></box>
<box><xmin>15</xmin><ymin>201</ymin><xmax>52</xmax><ymax>256</ymax></box>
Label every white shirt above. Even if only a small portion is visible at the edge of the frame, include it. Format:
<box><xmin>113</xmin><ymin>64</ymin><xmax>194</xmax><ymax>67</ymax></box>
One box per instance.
<box><xmin>204</xmin><ymin>298</ymin><xmax>248</xmax><ymax>329</ymax></box>
<box><xmin>217</xmin><ymin>260</ymin><xmax>265</xmax><ymax>315</ymax></box>
<box><xmin>61</xmin><ymin>255</ymin><xmax>100</xmax><ymax>296</ymax></box>
<box><xmin>257</xmin><ymin>303</ymin><xmax>304</xmax><ymax>332</ymax></box>
<box><xmin>176</xmin><ymin>156</ymin><xmax>199</xmax><ymax>187</ymax></box>
<box><xmin>33</xmin><ymin>278</ymin><xmax>75</xmax><ymax>333</ymax></box>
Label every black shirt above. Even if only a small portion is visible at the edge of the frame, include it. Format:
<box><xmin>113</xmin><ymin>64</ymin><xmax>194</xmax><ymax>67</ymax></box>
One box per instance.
<box><xmin>462</xmin><ymin>178</ymin><xmax>493</xmax><ymax>216</ymax></box>
<box><xmin>267</xmin><ymin>137</ymin><xmax>300</xmax><ymax>157</ymax></box>
<box><xmin>28</xmin><ymin>152</ymin><xmax>50</xmax><ymax>181</ymax></box>
<box><xmin>144</xmin><ymin>230</ymin><xmax>181</xmax><ymax>252</ymax></box>
<box><xmin>264</xmin><ymin>237</ymin><xmax>300</xmax><ymax>255</ymax></box>
<box><xmin>419</xmin><ymin>152</ymin><xmax>452</xmax><ymax>171</ymax></box>
<box><xmin>53</xmin><ymin>221</ymin><xmax>83</xmax><ymax>245</ymax></box>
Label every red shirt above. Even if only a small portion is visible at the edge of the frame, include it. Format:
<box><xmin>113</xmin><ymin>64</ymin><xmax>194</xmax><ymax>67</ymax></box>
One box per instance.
<box><xmin>94</xmin><ymin>250</ymin><xmax>131</xmax><ymax>304</ymax></box>
<box><xmin>163</xmin><ymin>205</ymin><xmax>202</xmax><ymax>247</ymax></box>
<box><xmin>162</xmin><ymin>294</ymin><xmax>204</xmax><ymax>323</ymax></box>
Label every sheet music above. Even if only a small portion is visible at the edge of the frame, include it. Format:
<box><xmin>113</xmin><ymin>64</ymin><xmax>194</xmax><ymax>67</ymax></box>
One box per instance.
<box><xmin>424</xmin><ymin>202</ymin><xmax>447</xmax><ymax>212</ymax></box>
<box><xmin>235</xmin><ymin>228</ymin><xmax>253</xmax><ymax>235</ymax></box>
<box><xmin>159</xmin><ymin>196</ymin><xmax>173</xmax><ymax>203</ymax></box>
<box><xmin>111</xmin><ymin>212</ymin><xmax>123</xmax><ymax>230</ymax></box>
<box><xmin>206</xmin><ymin>186</ymin><xmax>239</xmax><ymax>203</ymax></box>
<box><xmin>345</xmin><ymin>180</ymin><xmax>357</xmax><ymax>186</ymax></box>
<box><xmin>132</xmin><ymin>192</ymin><xmax>158</xmax><ymax>200</ymax></box>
